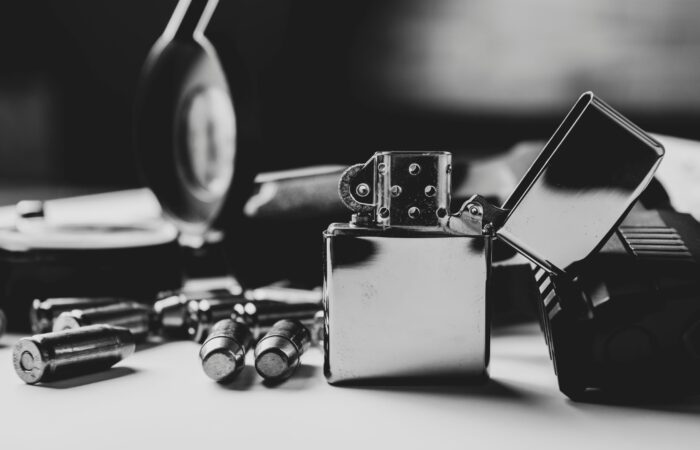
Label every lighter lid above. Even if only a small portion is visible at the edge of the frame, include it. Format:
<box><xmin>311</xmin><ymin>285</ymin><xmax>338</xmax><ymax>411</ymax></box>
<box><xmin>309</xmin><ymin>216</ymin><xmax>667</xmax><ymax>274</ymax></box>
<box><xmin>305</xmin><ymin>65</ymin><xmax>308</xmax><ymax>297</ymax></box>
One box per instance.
<box><xmin>496</xmin><ymin>92</ymin><xmax>664</xmax><ymax>276</ymax></box>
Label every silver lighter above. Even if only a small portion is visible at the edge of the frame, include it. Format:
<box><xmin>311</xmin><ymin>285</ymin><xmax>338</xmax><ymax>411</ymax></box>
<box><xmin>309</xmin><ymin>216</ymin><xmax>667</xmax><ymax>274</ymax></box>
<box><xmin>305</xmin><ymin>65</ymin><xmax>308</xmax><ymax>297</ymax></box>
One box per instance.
<box><xmin>323</xmin><ymin>92</ymin><xmax>664</xmax><ymax>384</ymax></box>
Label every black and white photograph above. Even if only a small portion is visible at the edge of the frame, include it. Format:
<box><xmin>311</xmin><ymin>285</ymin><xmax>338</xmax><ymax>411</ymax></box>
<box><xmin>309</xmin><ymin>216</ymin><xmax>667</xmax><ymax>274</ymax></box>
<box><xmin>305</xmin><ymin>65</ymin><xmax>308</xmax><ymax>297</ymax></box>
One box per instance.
<box><xmin>1</xmin><ymin>1</ymin><xmax>700</xmax><ymax>448</ymax></box>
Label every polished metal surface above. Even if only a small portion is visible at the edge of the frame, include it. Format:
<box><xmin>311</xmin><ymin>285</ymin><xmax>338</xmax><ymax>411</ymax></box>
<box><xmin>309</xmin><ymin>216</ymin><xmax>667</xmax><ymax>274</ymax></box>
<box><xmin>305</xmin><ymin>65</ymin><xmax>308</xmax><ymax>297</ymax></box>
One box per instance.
<box><xmin>338</xmin><ymin>151</ymin><xmax>452</xmax><ymax>228</ymax></box>
<box><xmin>254</xmin><ymin>319</ymin><xmax>311</xmax><ymax>382</ymax></box>
<box><xmin>154</xmin><ymin>286</ymin><xmax>247</xmax><ymax>338</ymax></box>
<box><xmin>498</xmin><ymin>92</ymin><xmax>664</xmax><ymax>275</ymax></box>
<box><xmin>12</xmin><ymin>325</ymin><xmax>135</xmax><ymax>384</ymax></box>
<box><xmin>199</xmin><ymin>318</ymin><xmax>253</xmax><ymax>382</ymax></box>
<box><xmin>30</xmin><ymin>297</ymin><xmax>128</xmax><ymax>334</ymax></box>
<box><xmin>619</xmin><ymin>224</ymin><xmax>694</xmax><ymax>262</ymax></box>
<box><xmin>0</xmin><ymin>309</ymin><xmax>6</xmax><ymax>338</ymax></box>
<box><xmin>232</xmin><ymin>300</ymin><xmax>321</xmax><ymax>339</ymax></box>
<box><xmin>374</xmin><ymin>152</ymin><xmax>451</xmax><ymax>228</ymax></box>
<box><xmin>153</xmin><ymin>293</ymin><xmax>190</xmax><ymax>335</ymax></box>
<box><xmin>186</xmin><ymin>296</ymin><xmax>246</xmax><ymax>343</ymax></box>
<box><xmin>156</xmin><ymin>286</ymin><xmax>322</xmax><ymax>342</ymax></box>
<box><xmin>323</xmin><ymin>224</ymin><xmax>489</xmax><ymax>383</ymax></box>
<box><xmin>244</xmin><ymin>286</ymin><xmax>323</xmax><ymax>304</ymax></box>
<box><xmin>311</xmin><ymin>310</ymin><xmax>324</xmax><ymax>347</ymax></box>
<box><xmin>52</xmin><ymin>302</ymin><xmax>153</xmax><ymax>341</ymax></box>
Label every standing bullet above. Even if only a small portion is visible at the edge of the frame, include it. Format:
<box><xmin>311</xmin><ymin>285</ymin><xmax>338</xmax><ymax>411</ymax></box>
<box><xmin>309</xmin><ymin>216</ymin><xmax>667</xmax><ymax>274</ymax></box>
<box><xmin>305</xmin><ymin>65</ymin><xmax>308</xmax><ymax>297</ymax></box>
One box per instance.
<box><xmin>199</xmin><ymin>319</ymin><xmax>253</xmax><ymax>382</ymax></box>
<box><xmin>254</xmin><ymin>319</ymin><xmax>311</xmax><ymax>382</ymax></box>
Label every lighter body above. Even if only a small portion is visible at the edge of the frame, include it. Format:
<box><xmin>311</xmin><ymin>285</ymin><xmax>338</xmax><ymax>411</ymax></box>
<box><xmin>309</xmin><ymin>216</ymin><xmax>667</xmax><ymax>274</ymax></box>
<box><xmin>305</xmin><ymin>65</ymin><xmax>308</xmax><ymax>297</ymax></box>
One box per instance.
<box><xmin>323</xmin><ymin>223</ymin><xmax>490</xmax><ymax>384</ymax></box>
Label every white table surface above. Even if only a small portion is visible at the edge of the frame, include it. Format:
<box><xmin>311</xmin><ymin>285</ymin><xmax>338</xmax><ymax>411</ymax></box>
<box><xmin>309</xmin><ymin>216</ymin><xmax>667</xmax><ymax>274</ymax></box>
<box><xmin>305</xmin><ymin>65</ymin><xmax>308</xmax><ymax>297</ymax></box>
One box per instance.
<box><xmin>1</xmin><ymin>323</ymin><xmax>699</xmax><ymax>450</ymax></box>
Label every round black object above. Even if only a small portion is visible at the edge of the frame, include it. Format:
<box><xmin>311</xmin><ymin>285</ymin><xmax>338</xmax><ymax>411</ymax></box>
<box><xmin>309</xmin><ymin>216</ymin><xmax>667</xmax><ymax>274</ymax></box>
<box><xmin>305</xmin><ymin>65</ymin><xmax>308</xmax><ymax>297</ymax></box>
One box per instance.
<box><xmin>0</xmin><ymin>221</ymin><xmax>183</xmax><ymax>331</ymax></box>
<box><xmin>135</xmin><ymin>0</ymin><xmax>239</xmax><ymax>244</ymax></box>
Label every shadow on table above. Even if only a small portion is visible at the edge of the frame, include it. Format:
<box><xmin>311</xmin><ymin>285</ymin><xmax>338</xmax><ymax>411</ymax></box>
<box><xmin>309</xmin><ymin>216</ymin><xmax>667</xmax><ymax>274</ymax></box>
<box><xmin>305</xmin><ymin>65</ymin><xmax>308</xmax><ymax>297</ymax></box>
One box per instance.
<box><xmin>37</xmin><ymin>367</ymin><xmax>137</xmax><ymax>389</ymax></box>
<box><xmin>262</xmin><ymin>364</ymin><xmax>320</xmax><ymax>390</ymax></box>
<box><xmin>219</xmin><ymin>365</ymin><xmax>258</xmax><ymax>391</ymax></box>
<box><xmin>219</xmin><ymin>364</ymin><xmax>322</xmax><ymax>391</ymax></box>
<box><xmin>569</xmin><ymin>393</ymin><xmax>700</xmax><ymax>416</ymax></box>
<box><xmin>338</xmin><ymin>377</ymin><xmax>537</xmax><ymax>403</ymax></box>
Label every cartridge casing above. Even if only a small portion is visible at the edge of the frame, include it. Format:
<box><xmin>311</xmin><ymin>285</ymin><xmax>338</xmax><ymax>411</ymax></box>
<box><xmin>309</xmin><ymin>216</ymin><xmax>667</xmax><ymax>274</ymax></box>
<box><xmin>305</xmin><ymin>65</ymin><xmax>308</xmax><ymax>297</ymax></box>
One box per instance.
<box><xmin>53</xmin><ymin>302</ymin><xmax>152</xmax><ymax>340</ymax></box>
<box><xmin>154</xmin><ymin>291</ymin><xmax>244</xmax><ymax>339</ymax></box>
<box><xmin>30</xmin><ymin>297</ymin><xmax>125</xmax><ymax>334</ymax></box>
<box><xmin>13</xmin><ymin>325</ymin><xmax>135</xmax><ymax>384</ymax></box>
<box><xmin>232</xmin><ymin>300</ymin><xmax>321</xmax><ymax>339</ymax></box>
<box><xmin>186</xmin><ymin>296</ymin><xmax>247</xmax><ymax>343</ymax></box>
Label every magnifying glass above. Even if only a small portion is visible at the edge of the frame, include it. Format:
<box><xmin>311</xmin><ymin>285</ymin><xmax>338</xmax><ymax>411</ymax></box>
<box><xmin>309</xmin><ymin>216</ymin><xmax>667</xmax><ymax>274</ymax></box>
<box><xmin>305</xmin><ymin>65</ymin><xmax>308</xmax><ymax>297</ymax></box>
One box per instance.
<box><xmin>135</xmin><ymin>0</ymin><xmax>241</xmax><ymax>247</ymax></box>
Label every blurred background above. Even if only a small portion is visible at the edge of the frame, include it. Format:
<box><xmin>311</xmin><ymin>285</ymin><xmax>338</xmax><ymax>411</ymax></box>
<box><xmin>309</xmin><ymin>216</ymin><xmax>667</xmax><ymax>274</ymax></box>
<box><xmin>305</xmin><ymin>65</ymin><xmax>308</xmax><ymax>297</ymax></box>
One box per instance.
<box><xmin>2</xmin><ymin>0</ymin><xmax>700</xmax><ymax>188</ymax></box>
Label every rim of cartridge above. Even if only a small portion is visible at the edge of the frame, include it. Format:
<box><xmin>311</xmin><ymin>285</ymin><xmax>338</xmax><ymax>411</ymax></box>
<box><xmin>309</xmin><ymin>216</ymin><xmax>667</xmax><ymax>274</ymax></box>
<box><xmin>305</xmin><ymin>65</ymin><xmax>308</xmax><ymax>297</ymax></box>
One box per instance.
<box><xmin>13</xmin><ymin>337</ymin><xmax>49</xmax><ymax>384</ymax></box>
<box><xmin>52</xmin><ymin>313</ymin><xmax>82</xmax><ymax>332</ymax></box>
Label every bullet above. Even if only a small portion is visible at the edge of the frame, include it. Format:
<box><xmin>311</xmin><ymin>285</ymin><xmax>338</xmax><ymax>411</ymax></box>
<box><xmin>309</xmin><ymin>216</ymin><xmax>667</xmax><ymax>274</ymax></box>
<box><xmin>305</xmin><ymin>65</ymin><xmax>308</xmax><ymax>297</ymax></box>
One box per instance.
<box><xmin>53</xmin><ymin>302</ymin><xmax>153</xmax><ymax>341</ymax></box>
<box><xmin>30</xmin><ymin>297</ymin><xmax>126</xmax><ymax>334</ymax></box>
<box><xmin>232</xmin><ymin>300</ymin><xmax>321</xmax><ymax>339</ymax></box>
<box><xmin>154</xmin><ymin>291</ymin><xmax>245</xmax><ymax>340</ymax></box>
<box><xmin>199</xmin><ymin>319</ymin><xmax>253</xmax><ymax>382</ymax></box>
<box><xmin>13</xmin><ymin>325</ymin><xmax>135</xmax><ymax>384</ymax></box>
<box><xmin>186</xmin><ymin>297</ymin><xmax>247</xmax><ymax>343</ymax></box>
<box><xmin>254</xmin><ymin>320</ymin><xmax>311</xmax><ymax>382</ymax></box>
<box><xmin>153</xmin><ymin>293</ymin><xmax>191</xmax><ymax>337</ymax></box>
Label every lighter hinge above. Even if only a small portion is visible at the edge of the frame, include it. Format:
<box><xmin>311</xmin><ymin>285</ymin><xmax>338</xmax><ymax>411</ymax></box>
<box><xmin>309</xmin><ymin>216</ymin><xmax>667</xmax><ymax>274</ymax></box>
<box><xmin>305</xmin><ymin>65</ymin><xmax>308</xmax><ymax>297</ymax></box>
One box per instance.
<box><xmin>446</xmin><ymin>194</ymin><xmax>509</xmax><ymax>236</ymax></box>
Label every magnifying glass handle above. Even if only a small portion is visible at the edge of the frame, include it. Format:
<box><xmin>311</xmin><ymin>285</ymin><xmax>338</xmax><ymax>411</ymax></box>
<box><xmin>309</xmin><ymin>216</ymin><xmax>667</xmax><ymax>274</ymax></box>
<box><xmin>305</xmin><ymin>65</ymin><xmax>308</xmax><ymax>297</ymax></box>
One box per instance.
<box><xmin>165</xmin><ymin>0</ymin><xmax>219</xmax><ymax>42</ymax></box>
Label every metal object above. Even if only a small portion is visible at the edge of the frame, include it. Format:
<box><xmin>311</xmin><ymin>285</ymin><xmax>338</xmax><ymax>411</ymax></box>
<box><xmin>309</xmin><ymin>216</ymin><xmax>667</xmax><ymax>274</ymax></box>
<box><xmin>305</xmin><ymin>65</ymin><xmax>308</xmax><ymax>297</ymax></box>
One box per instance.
<box><xmin>30</xmin><ymin>297</ymin><xmax>127</xmax><ymax>334</ymax></box>
<box><xmin>0</xmin><ymin>308</ymin><xmax>6</xmax><ymax>338</ymax></box>
<box><xmin>244</xmin><ymin>286</ymin><xmax>322</xmax><ymax>304</ymax></box>
<box><xmin>154</xmin><ymin>290</ymin><xmax>232</xmax><ymax>337</ymax></box>
<box><xmin>13</xmin><ymin>325</ymin><xmax>135</xmax><ymax>384</ymax></box>
<box><xmin>533</xmin><ymin>207</ymin><xmax>700</xmax><ymax>399</ymax></box>
<box><xmin>180</xmin><ymin>276</ymin><xmax>242</xmax><ymax>296</ymax></box>
<box><xmin>154</xmin><ymin>288</ymin><xmax>245</xmax><ymax>340</ymax></box>
<box><xmin>153</xmin><ymin>293</ymin><xmax>191</xmax><ymax>337</ymax></box>
<box><xmin>311</xmin><ymin>310</ymin><xmax>324</xmax><ymax>347</ymax></box>
<box><xmin>324</xmin><ymin>92</ymin><xmax>664</xmax><ymax>385</ymax></box>
<box><xmin>15</xmin><ymin>200</ymin><xmax>46</xmax><ymax>234</ymax></box>
<box><xmin>324</xmin><ymin>224</ymin><xmax>488</xmax><ymax>383</ymax></box>
<box><xmin>232</xmin><ymin>300</ymin><xmax>321</xmax><ymax>339</ymax></box>
<box><xmin>254</xmin><ymin>319</ymin><xmax>311</xmax><ymax>382</ymax></box>
<box><xmin>186</xmin><ymin>296</ymin><xmax>247</xmax><ymax>343</ymax></box>
<box><xmin>53</xmin><ymin>302</ymin><xmax>153</xmax><ymax>341</ymax></box>
<box><xmin>157</xmin><ymin>283</ymin><xmax>321</xmax><ymax>341</ymax></box>
<box><xmin>199</xmin><ymin>318</ymin><xmax>253</xmax><ymax>382</ymax></box>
